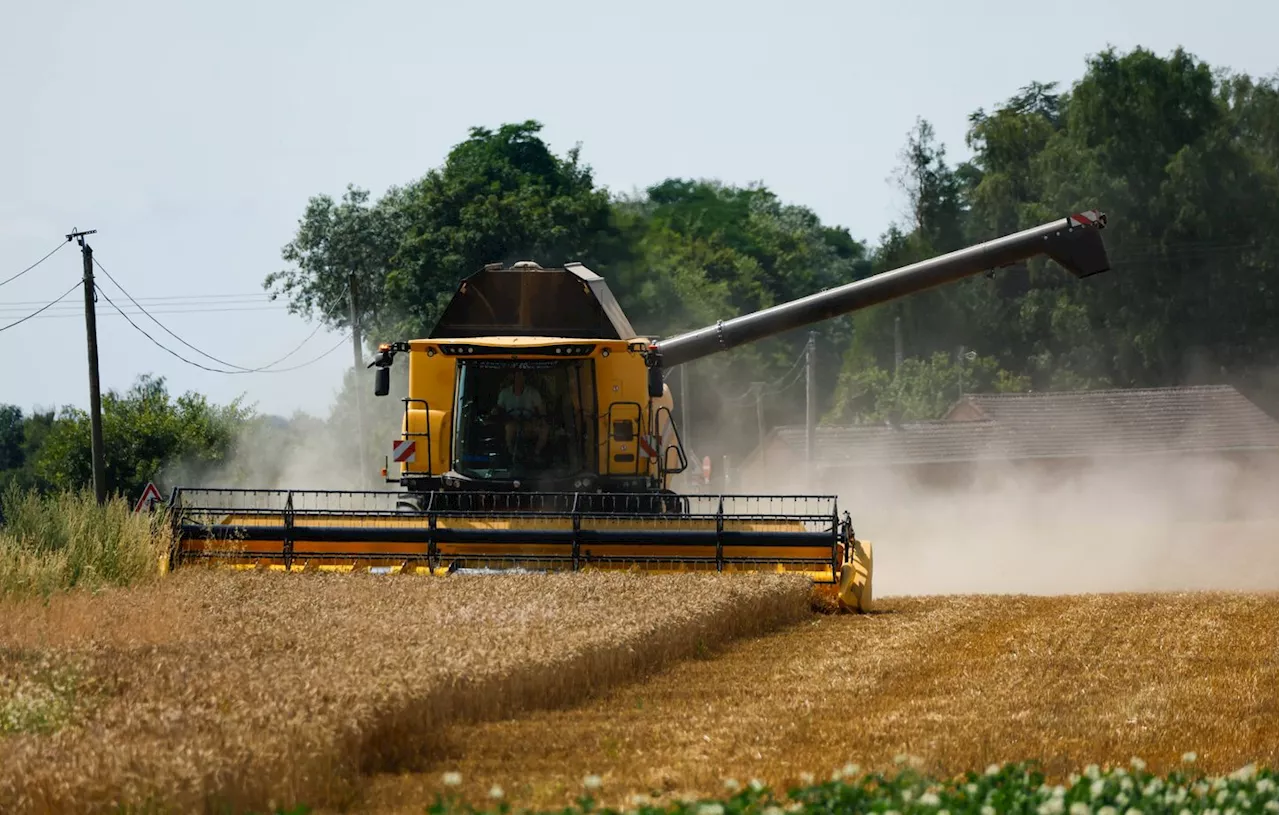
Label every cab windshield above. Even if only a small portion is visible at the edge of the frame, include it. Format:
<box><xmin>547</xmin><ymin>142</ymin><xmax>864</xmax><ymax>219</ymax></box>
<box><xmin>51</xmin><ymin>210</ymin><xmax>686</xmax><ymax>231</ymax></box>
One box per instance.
<box><xmin>452</xmin><ymin>359</ymin><xmax>597</xmax><ymax>481</ymax></box>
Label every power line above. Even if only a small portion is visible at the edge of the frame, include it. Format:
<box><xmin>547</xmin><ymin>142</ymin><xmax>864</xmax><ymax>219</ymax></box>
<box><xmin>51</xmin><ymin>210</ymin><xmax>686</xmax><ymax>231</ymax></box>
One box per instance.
<box><xmin>0</xmin><ymin>305</ymin><xmax>288</xmax><ymax>320</ymax></box>
<box><xmin>94</xmin><ymin>282</ymin><xmax>350</xmax><ymax>375</ymax></box>
<box><xmin>0</xmin><ymin>279</ymin><xmax>82</xmax><ymax>332</ymax></box>
<box><xmin>0</xmin><ymin>241</ymin><xmax>68</xmax><ymax>289</ymax></box>
<box><xmin>92</xmin><ymin>254</ymin><xmax>348</xmax><ymax>373</ymax></box>
<box><xmin>0</xmin><ymin>294</ymin><xmax>278</xmax><ymax>308</ymax></box>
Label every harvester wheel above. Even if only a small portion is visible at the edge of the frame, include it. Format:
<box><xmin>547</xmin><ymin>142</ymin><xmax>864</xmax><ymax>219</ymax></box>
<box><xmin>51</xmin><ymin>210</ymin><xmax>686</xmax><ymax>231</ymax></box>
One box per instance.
<box><xmin>836</xmin><ymin>539</ymin><xmax>873</xmax><ymax>613</ymax></box>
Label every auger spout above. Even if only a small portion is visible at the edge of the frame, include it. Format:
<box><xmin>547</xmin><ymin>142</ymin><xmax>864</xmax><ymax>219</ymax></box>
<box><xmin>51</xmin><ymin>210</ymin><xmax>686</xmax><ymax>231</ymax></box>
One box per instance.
<box><xmin>649</xmin><ymin>211</ymin><xmax>1109</xmax><ymax>368</ymax></box>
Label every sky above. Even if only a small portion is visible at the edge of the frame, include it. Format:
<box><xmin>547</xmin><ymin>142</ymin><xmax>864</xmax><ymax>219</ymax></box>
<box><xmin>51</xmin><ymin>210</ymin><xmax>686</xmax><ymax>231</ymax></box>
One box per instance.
<box><xmin>2</xmin><ymin>0</ymin><xmax>1276</xmax><ymax>420</ymax></box>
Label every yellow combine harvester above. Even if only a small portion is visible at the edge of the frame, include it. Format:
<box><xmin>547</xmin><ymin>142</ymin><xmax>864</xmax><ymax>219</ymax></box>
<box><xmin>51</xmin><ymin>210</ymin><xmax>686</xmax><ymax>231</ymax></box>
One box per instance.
<box><xmin>169</xmin><ymin>211</ymin><xmax>1111</xmax><ymax>611</ymax></box>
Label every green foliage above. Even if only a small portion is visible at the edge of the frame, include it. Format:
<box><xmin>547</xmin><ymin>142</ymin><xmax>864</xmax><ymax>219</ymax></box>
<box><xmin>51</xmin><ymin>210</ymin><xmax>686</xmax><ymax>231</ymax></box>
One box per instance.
<box><xmin>0</xmin><ymin>659</ymin><xmax>88</xmax><ymax>735</ymax></box>
<box><xmin>0</xmin><ymin>488</ymin><xmax>170</xmax><ymax>596</ymax></box>
<box><xmin>26</xmin><ymin>375</ymin><xmax>252</xmax><ymax>502</ymax></box>
<box><xmin>417</xmin><ymin>760</ymin><xmax>1278</xmax><ymax>815</ymax></box>
<box><xmin>254</xmin><ymin>44</ymin><xmax>1275</xmax><ymax>468</ymax></box>
<box><xmin>826</xmin><ymin>351</ymin><xmax>1028</xmax><ymax>424</ymax></box>
<box><xmin>267</xmin><ymin>183</ymin><xmax>413</xmax><ymax>338</ymax></box>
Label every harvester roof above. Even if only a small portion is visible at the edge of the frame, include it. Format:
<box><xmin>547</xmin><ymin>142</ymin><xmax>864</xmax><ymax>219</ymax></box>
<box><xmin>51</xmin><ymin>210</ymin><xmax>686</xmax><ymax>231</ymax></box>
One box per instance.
<box><xmin>429</xmin><ymin>261</ymin><xmax>638</xmax><ymax>340</ymax></box>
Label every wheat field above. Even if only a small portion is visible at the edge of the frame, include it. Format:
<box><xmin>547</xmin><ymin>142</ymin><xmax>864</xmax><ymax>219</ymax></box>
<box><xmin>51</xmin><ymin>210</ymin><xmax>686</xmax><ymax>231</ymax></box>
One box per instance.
<box><xmin>0</xmin><ymin>570</ymin><xmax>812</xmax><ymax>814</ymax></box>
<box><xmin>355</xmin><ymin>591</ymin><xmax>1279</xmax><ymax>813</ymax></box>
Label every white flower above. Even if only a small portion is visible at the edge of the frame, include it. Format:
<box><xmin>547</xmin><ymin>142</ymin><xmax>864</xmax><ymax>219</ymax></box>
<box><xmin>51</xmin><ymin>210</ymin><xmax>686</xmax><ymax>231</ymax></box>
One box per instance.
<box><xmin>1182</xmin><ymin>752</ymin><xmax>1198</xmax><ymax>763</ymax></box>
<box><xmin>763</xmin><ymin>808</ymin><xmax>785</xmax><ymax>815</ymax></box>
<box><xmin>1230</xmin><ymin>764</ymin><xmax>1258</xmax><ymax>782</ymax></box>
<box><xmin>631</xmin><ymin>794</ymin><xmax>651</xmax><ymax>807</ymax></box>
<box><xmin>903</xmin><ymin>790</ymin><xmax>915</xmax><ymax>803</ymax></box>
<box><xmin>799</xmin><ymin>772</ymin><xmax>815</xmax><ymax>785</ymax></box>
<box><xmin>939</xmin><ymin>810</ymin><xmax>951</xmax><ymax>815</ymax></box>
<box><xmin>724</xmin><ymin>778</ymin><xmax>740</xmax><ymax>792</ymax></box>
<box><xmin>584</xmin><ymin>774</ymin><xmax>603</xmax><ymax>791</ymax></box>
<box><xmin>986</xmin><ymin>764</ymin><xmax>1002</xmax><ymax>776</ymax></box>
<box><xmin>1257</xmin><ymin>778</ymin><xmax>1276</xmax><ymax>794</ymax></box>
<box><xmin>441</xmin><ymin>771</ymin><xmax>462</xmax><ymax>787</ymax></box>
<box><xmin>1070</xmin><ymin>803</ymin><xmax>1090</xmax><ymax>815</ymax></box>
<box><xmin>1097</xmin><ymin>808</ymin><xmax>1117</xmax><ymax>815</ymax></box>
<box><xmin>843</xmin><ymin>762</ymin><xmax>860</xmax><ymax>778</ymax></box>
<box><xmin>697</xmin><ymin>805</ymin><xmax>724</xmax><ymax>815</ymax></box>
<box><xmin>1085</xmin><ymin>765</ymin><xmax>1101</xmax><ymax>780</ymax></box>
<box><xmin>488</xmin><ymin>785</ymin><xmax>504</xmax><ymax>800</ymax></box>
<box><xmin>1265</xmin><ymin>800</ymin><xmax>1278</xmax><ymax>813</ymax></box>
<box><xmin>749</xmin><ymin>779</ymin><xmax>765</xmax><ymax>792</ymax></box>
<box><xmin>919</xmin><ymin>791</ymin><xmax>940</xmax><ymax>807</ymax></box>
<box><xmin>1120</xmin><ymin>777</ymin><xmax>1134</xmax><ymax>792</ymax></box>
<box><xmin>1130</xmin><ymin>757</ymin><xmax>1147</xmax><ymax>772</ymax></box>
<box><xmin>1091</xmin><ymin>780</ymin><xmax>1106</xmax><ymax>799</ymax></box>
<box><xmin>1124</xmin><ymin>809</ymin><xmax>1143</xmax><ymax>815</ymax></box>
<box><xmin>981</xmin><ymin>806</ymin><xmax>996</xmax><ymax>815</ymax></box>
<box><xmin>1038</xmin><ymin>800</ymin><xmax>1065</xmax><ymax>815</ymax></box>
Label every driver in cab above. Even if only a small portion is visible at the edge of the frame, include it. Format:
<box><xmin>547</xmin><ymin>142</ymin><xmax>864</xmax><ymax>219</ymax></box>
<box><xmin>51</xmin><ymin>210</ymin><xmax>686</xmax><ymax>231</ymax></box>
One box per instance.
<box><xmin>492</xmin><ymin>371</ymin><xmax>548</xmax><ymax>457</ymax></box>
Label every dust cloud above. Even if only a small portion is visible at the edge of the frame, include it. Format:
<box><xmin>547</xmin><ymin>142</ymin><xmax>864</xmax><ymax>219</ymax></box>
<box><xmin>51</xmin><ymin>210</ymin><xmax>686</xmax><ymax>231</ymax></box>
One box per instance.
<box><xmin>161</xmin><ymin>367</ymin><xmax>404</xmax><ymax>494</ymax></box>
<box><xmin>794</xmin><ymin>453</ymin><xmax>1278</xmax><ymax>597</ymax></box>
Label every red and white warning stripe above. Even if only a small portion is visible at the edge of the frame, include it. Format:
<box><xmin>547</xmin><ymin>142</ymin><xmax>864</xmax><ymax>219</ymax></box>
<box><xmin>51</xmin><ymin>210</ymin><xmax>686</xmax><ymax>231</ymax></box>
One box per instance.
<box><xmin>637</xmin><ymin>434</ymin><xmax>658</xmax><ymax>459</ymax></box>
<box><xmin>392</xmin><ymin>439</ymin><xmax>417</xmax><ymax>463</ymax></box>
<box><xmin>1069</xmin><ymin>210</ymin><xmax>1104</xmax><ymax>228</ymax></box>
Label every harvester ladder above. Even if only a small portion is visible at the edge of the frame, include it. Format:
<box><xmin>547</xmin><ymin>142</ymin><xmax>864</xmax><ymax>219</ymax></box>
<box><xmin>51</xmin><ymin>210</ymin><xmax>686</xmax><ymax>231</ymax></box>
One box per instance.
<box><xmin>399</xmin><ymin>397</ymin><xmax>434</xmax><ymax>475</ymax></box>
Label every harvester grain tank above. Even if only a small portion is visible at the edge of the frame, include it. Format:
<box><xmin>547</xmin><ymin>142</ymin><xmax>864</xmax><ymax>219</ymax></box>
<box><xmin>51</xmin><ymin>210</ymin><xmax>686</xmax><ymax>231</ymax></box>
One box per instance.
<box><xmin>168</xmin><ymin>211</ymin><xmax>1111</xmax><ymax>611</ymax></box>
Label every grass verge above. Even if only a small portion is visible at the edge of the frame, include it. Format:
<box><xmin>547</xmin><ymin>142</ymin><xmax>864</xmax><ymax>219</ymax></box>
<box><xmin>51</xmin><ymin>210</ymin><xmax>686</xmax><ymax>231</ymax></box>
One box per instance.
<box><xmin>417</xmin><ymin>759</ymin><xmax>1278</xmax><ymax>815</ymax></box>
<box><xmin>0</xmin><ymin>487</ymin><xmax>170</xmax><ymax>597</ymax></box>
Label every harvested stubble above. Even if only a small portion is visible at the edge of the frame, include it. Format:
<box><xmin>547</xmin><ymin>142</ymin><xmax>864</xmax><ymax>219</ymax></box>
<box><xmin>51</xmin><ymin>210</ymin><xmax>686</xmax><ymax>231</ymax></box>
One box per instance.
<box><xmin>357</xmin><ymin>592</ymin><xmax>1280</xmax><ymax>813</ymax></box>
<box><xmin>0</xmin><ymin>569</ymin><xmax>812</xmax><ymax>814</ymax></box>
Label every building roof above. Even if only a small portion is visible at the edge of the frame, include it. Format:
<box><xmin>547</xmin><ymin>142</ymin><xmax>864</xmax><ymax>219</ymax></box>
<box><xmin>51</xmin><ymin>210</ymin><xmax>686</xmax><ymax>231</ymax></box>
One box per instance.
<box><xmin>751</xmin><ymin>385</ymin><xmax>1277</xmax><ymax>469</ymax></box>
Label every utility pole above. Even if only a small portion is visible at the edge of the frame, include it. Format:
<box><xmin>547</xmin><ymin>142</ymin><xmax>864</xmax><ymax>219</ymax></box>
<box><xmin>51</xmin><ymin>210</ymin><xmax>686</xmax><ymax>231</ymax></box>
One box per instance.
<box><xmin>348</xmin><ymin>273</ymin><xmax>369</xmax><ymax>488</ymax></box>
<box><xmin>679</xmin><ymin>362</ymin><xmax>690</xmax><ymax>455</ymax></box>
<box><xmin>804</xmin><ymin>332</ymin><xmax>816</xmax><ymax>475</ymax></box>
<box><xmin>68</xmin><ymin>228</ymin><xmax>106</xmax><ymax>505</ymax></box>
<box><xmin>893</xmin><ymin>315</ymin><xmax>903</xmax><ymax>376</ymax></box>
<box><xmin>752</xmin><ymin>381</ymin><xmax>766</xmax><ymax>469</ymax></box>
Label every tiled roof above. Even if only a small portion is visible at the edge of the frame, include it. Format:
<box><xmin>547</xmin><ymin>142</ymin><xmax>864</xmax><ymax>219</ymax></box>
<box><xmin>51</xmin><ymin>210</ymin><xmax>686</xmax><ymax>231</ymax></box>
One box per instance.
<box><xmin>760</xmin><ymin>386</ymin><xmax>1277</xmax><ymax>467</ymax></box>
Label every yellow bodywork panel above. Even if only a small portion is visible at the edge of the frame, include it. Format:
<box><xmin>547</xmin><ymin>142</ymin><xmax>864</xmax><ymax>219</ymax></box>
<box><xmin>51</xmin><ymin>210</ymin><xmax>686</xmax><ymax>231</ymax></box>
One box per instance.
<box><xmin>391</xmin><ymin>337</ymin><xmax>680</xmax><ymax>485</ymax></box>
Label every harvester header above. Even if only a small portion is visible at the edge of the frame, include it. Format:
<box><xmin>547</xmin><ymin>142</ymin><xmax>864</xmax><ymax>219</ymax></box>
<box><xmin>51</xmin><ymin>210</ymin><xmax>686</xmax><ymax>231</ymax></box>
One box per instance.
<box><xmin>169</xmin><ymin>210</ymin><xmax>1112</xmax><ymax>612</ymax></box>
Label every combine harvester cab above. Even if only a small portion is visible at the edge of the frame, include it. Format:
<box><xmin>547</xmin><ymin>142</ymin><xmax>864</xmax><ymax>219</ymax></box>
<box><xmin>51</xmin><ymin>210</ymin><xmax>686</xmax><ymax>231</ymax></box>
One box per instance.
<box><xmin>171</xmin><ymin>212</ymin><xmax>1111</xmax><ymax>612</ymax></box>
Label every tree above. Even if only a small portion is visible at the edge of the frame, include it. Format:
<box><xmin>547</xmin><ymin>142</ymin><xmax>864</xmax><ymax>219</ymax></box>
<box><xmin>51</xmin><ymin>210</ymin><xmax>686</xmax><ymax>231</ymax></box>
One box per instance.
<box><xmin>32</xmin><ymin>375</ymin><xmax>252</xmax><ymax>501</ymax></box>
<box><xmin>384</xmin><ymin>121</ymin><xmax>620</xmax><ymax>341</ymax></box>
<box><xmin>266</xmin><ymin>183</ymin><xmax>413</xmax><ymax>345</ymax></box>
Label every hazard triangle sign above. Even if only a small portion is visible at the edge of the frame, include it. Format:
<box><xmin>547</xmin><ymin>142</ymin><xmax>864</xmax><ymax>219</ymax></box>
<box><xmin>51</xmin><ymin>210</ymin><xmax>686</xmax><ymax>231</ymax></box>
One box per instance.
<box><xmin>133</xmin><ymin>482</ymin><xmax>163</xmax><ymax>513</ymax></box>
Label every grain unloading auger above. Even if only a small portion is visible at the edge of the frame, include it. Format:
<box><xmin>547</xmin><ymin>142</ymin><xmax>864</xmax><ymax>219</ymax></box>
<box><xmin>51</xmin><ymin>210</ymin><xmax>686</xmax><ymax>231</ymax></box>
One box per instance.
<box><xmin>170</xmin><ymin>211</ymin><xmax>1111</xmax><ymax>611</ymax></box>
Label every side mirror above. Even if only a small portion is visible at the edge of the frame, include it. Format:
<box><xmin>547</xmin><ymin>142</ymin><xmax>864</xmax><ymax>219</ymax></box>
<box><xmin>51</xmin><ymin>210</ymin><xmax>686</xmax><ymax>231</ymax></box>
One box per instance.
<box><xmin>374</xmin><ymin>367</ymin><xmax>390</xmax><ymax>397</ymax></box>
<box><xmin>647</xmin><ymin>366</ymin><xmax>664</xmax><ymax>398</ymax></box>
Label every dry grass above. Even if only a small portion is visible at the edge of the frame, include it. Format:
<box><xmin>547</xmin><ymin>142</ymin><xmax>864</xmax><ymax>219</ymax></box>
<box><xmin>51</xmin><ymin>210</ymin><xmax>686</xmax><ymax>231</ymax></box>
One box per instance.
<box><xmin>0</xmin><ymin>488</ymin><xmax>170</xmax><ymax>597</ymax></box>
<box><xmin>355</xmin><ymin>592</ymin><xmax>1280</xmax><ymax>813</ymax></box>
<box><xmin>0</xmin><ymin>569</ymin><xmax>812</xmax><ymax>814</ymax></box>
